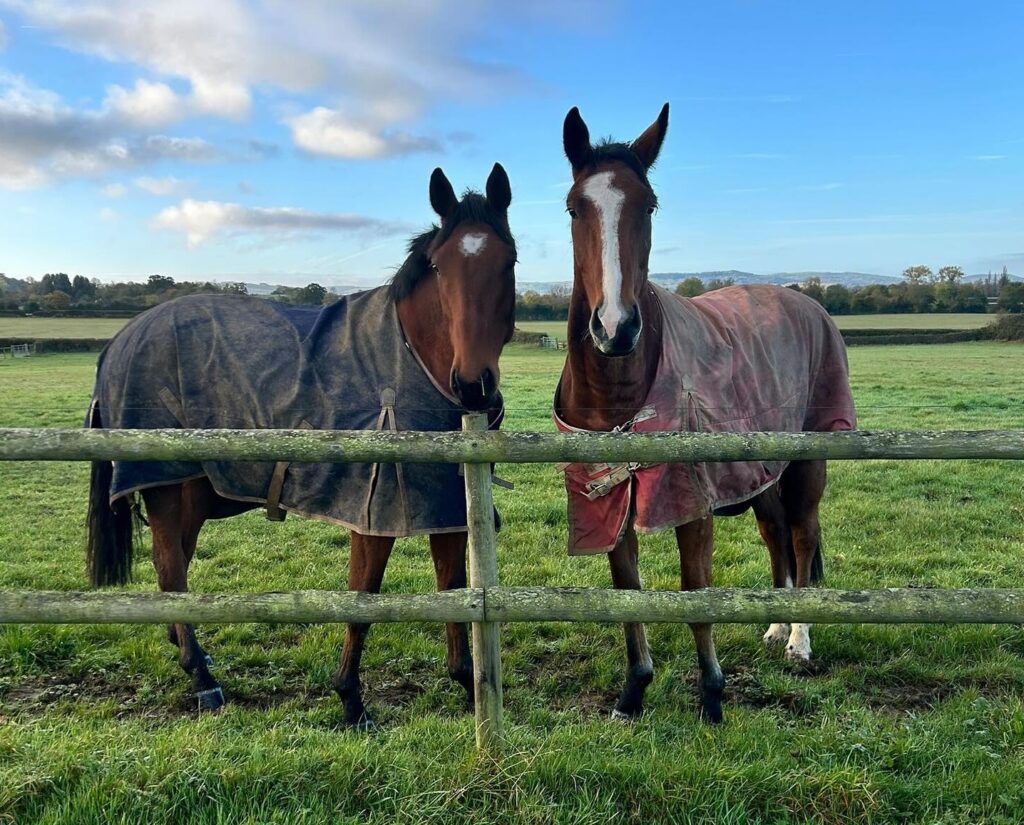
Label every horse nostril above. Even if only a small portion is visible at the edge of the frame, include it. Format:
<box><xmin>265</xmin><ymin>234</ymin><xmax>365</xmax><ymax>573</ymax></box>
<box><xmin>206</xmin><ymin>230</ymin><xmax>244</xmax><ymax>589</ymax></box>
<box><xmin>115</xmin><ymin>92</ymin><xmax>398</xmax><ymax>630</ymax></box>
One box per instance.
<box><xmin>588</xmin><ymin>309</ymin><xmax>609</xmax><ymax>343</ymax></box>
<box><xmin>450</xmin><ymin>368</ymin><xmax>462</xmax><ymax>396</ymax></box>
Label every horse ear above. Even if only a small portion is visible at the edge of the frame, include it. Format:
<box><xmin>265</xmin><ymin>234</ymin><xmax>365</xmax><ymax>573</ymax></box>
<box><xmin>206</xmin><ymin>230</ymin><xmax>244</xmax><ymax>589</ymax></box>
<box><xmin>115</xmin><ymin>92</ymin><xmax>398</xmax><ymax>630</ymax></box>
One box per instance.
<box><xmin>630</xmin><ymin>102</ymin><xmax>669</xmax><ymax>170</ymax></box>
<box><xmin>429</xmin><ymin>167</ymin><xmax>458</xmax><ymax>220</ymax></box>
<box><xmin>485</xmin><ymin>162</ymin><xmax>511</xmax><ymax>213</ymax></box>
<box><xmin>563</xmin><ymin>106</ymin><xmax>593</xmax><ymax>174</ymax></box>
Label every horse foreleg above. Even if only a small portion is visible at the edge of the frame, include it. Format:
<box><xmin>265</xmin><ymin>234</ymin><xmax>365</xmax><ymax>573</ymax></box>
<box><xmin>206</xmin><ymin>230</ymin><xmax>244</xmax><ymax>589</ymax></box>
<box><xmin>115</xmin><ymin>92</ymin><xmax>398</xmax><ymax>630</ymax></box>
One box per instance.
<box><xmin>676</xmin><ymin>516</ymin><xmax>725</xmax><ymax>723</ymax></box>
<box><xmin>143</xmin><ymin>484</ymin><xmax>223</xmax><ymax>711</ymax></box>
<box><xmin>429</xmin><ymin>532</ymin><xmax>473</xmax><ymax>709</ymax></box>
<box><xmin>780</xmin><ymin>460</ymin><xmax>828</xmax><ymax>662</ymax></box>
<box><xmin>331</xmin><ymin>531</ymin><xmax>395</xmax><ymax>730</ymax></box>
<box><xmin>752</xmin><ymin>486</ymin><xmax>795</xmax><ymax>647</ymax></box>
<box><xmin>608</xmin><ymin>526</ymin><xmax>653</xmax><ymax>720</ymax></box>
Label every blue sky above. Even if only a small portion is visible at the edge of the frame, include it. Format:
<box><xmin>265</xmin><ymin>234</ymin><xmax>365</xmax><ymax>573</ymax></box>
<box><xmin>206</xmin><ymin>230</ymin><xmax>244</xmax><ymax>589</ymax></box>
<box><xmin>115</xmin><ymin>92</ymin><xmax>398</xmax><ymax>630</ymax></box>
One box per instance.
<box><xmin>0</xmin><ymin>1</ymin><xmax>1021</xmax><ymax>287</ymax></box>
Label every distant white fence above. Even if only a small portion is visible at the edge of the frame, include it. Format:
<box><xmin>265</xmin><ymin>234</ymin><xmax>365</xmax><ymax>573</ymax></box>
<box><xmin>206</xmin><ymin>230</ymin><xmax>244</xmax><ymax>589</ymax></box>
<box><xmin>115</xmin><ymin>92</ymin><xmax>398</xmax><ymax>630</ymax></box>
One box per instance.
<box><xmin>0</xmin><ymin>343</ymin><xmax>36</xmax><ymax>359</ymax></box>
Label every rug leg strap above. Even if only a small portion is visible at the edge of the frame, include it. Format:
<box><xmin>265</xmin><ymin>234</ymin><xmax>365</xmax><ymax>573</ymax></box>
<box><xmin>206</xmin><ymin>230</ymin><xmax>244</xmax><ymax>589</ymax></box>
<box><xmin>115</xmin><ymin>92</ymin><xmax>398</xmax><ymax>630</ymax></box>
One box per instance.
<box><xmin>265</xmin><ymin>460</ymin><xmax>289</xmax><ymax>521</ymax></box>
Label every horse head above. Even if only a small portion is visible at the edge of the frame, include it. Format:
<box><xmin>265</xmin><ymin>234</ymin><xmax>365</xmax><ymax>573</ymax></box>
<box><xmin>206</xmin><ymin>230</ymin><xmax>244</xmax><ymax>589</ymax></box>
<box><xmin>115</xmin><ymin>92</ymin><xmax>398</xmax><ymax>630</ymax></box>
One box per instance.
<box><xmin>563</xmin><ymin>103</ymin><xmax>669</xmax><ymax>356</ymax></box>
<box><xmin>393</xmin><ymin>164</ymin><xmax>516</xmax><ymax>411</ymax></box>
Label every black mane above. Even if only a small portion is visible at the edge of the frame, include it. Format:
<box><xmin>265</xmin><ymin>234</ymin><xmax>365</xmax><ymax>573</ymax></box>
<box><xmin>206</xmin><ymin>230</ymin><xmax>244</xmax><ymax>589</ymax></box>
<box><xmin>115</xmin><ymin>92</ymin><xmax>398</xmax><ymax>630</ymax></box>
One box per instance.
<box><xmin>388</xmin><ymin>191</ymin><xmax>516</xmax><ymax>301</ymax></box>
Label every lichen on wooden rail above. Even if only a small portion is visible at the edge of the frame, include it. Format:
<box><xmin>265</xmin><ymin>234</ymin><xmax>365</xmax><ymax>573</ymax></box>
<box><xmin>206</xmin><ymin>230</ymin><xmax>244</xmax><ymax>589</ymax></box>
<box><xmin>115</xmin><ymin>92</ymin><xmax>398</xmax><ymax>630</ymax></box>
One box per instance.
<box><xmin>0</xmin><ymin>589</ymin><xmax>484</xmax><ymax>625</ymax></box>
<box><xmin>485</xmin><ymin>587</ymin><xmax>1024</xmax><ymax>624</ymax></box>
<box><xmin>4</xmin><ymin>587</ymin><xmax>1024</xmax><ymax>626</ymax></box>
<box><xmin>2</xmin><ymin>427</ymin><xmax>1024</xmax><ymax>464</ymax></box>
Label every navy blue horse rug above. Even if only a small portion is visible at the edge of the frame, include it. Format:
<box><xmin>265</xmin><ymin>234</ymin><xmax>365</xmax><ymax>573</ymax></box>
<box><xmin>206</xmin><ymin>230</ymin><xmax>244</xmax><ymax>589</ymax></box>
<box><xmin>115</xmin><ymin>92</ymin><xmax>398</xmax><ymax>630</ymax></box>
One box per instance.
<box><xmin>89</xmin><ymin>287</ymin><xmax>499</xmax><ymax>536</ymax></box>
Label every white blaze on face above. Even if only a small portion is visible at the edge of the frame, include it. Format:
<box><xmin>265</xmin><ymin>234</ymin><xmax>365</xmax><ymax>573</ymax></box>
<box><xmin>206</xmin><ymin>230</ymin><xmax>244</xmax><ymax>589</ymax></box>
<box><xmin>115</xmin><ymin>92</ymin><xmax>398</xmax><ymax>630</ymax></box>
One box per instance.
<box><xmin>581</xmin><ymin>171</ymin><xmax>626</xmax><ymax>336</ymax></box>
<box><xmin>459</xmin><ymin>232</ymin><xmax>487</xmax><ymax>257</ymax></box>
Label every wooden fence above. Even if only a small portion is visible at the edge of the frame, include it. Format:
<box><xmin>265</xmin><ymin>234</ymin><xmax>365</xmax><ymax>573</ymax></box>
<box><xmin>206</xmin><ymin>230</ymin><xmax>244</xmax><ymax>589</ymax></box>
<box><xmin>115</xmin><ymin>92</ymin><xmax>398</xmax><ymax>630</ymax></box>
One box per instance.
<box><xmin>2</xmin><ymin>419</ymin><xmax>1024</xmax><ymax>756</ymax></box>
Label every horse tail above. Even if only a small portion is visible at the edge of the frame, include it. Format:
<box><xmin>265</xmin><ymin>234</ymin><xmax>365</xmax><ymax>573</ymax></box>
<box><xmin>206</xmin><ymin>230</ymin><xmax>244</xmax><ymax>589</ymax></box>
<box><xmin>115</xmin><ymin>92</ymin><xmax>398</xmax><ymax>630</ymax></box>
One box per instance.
<box><xmin>86</xmin><ymin>403</ymin><xmax>136</xmax><ymax>587</ymax></box>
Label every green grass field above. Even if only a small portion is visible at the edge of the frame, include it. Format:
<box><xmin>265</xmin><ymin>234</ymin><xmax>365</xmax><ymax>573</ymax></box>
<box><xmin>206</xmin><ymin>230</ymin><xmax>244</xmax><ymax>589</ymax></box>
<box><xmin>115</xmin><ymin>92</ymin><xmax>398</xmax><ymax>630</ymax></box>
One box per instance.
<box><xmin>517</xmin><ymin>313</ymin><xmax>995</xmax><ymax>340</ymax></box>
<box><xmin>2</xmin><ymin>344</ymin><xmax>1024</xmax><ymax>824</ymax></box>
<box><xmin>0</xmin><ymin>311</ymin><xmax>994</xmax><ymax>343</ymax></box>
<box><xmin>0</xmin><ymin>317</ymin><xmax>131</xmax><ymax>339</ymax></box>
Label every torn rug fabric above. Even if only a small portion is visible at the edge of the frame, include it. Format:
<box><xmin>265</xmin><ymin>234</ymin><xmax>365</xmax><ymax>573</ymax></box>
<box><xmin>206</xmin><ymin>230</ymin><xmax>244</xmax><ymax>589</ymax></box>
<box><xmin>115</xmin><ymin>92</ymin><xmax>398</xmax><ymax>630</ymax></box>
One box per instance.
<box><xmin>91</xmin><ymin>286</ymin><xmax>500</xmax><ymax>536</ymax></box>
<box><xmin>554</xmin><ymin>284</ymin><xmax>857</xmax><ymax>554</ymax></box>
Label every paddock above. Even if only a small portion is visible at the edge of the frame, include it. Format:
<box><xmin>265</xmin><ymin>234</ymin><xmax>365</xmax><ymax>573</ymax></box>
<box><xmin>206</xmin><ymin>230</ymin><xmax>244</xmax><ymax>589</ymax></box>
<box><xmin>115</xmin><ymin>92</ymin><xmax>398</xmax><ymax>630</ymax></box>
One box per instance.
<box><xmin>2</xmin><ymin>345</ymin><xmax>1024</xmax><ymax>823</ymax></box>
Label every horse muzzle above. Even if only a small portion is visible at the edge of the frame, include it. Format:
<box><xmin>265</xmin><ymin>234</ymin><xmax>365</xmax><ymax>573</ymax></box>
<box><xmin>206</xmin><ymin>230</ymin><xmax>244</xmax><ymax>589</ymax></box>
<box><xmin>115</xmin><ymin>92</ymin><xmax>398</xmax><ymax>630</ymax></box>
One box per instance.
<box><xmin>589</xmin><ymin>303</ymin><xmax>642</xmax><ymax>357</ymax></box>
<box><xmin>450</xmin><ymin>366</ymin><xmax>499</xmax><ymax>412</ymax></box>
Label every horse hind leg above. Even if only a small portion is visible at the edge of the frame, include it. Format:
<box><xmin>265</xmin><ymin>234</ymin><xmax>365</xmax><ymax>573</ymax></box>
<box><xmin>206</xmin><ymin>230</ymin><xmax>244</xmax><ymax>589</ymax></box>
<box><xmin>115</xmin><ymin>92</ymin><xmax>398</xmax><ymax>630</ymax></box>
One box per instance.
<box><xmin>429</xmin><ymin>532</ymin><xmax>473</xmax><ymax>709</ymax></box>
<box><xmin>779</xmin><ymin>460</ymin><xmax>828</xmax><ymax>663</ymax></box>
<box><xmin>331</xmin><ymin>531</ymin><xmax>395</xmax><ymax>730</ymax></box>
<box><xmin>676</xmin><ymin>517</ymin><xmax>725</xmax><ymax>723</ymax></box>
<box><xmin>751</xmin><ymin>486</ymin><xmax>795</xmax><ymax>647</ymax></box>
<box><xmin>607</xmin><ymin>526</ymin><xmax>654</xmax><ymax>721</ymax></box>
<box><xmin>142</xmin><ymin>483</ymin><xmax>224</xmax><ymax>711</ymax></box>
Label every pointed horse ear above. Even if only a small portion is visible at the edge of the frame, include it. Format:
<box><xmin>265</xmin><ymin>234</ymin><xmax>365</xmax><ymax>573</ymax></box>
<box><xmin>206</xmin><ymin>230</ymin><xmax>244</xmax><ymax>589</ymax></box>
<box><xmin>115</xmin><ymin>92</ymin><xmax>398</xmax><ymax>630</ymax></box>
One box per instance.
<box><xmin>429</xmin><ymin>167</ymin><xmax>458</xmax><ymax>220</ymax></box>
<box><xmin>563</xmin><ymin>106</ymin><xmax>593</xmax><ymax>174</ymax></box>
<box><xmin>485</xmin><ymin>162</ymin><xmax>511</xmax><ymax>213</ymax></box>
<box><xmin>630</xmin><ymin>102</ymin><xmax>669</xmax><ymax>170</ymax></box>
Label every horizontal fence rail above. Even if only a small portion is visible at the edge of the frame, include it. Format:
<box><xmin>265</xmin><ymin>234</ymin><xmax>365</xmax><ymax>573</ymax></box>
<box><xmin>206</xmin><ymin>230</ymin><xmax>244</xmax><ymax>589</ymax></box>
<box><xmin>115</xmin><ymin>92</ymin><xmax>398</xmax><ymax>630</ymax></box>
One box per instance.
<box><xmin>0</xmin><ymin>589</ymin><xmax>483</xmax><ymax>625</ymax></box>
<box><xmin>4</xmin><ymin>587</ymin><xmax>1024</xmax><ymax>626</ymax></box>
<box><xmin>2</xmin><ymin>427</ymin><xmax>1024</xmax><ymax>464</ymax></box>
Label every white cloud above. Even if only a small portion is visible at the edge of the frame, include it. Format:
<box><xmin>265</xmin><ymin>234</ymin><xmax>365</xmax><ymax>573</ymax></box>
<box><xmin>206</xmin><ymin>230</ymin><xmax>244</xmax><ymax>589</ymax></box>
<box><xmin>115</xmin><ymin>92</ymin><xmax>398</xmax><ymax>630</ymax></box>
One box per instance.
<box><xmin>152</xmin><ymin>198</ymin><xmax>410</xmax><ymax>248</ymax></box>
<box><xmin>973</xmin><ymin>155</ymin><xmax>1006</xmax><ymax>161</ymax></box>
<box><xmin>98</xmin><ymin>206</ymin><xmax>117</xmax><ymax>221</ymax></box>
<box><xmin>101</xmin><ymin>182</ymin><xmax>127</xmax><ymax>197</ymax></box>
<box><xmin>134</xmin><ymin>175</ymin><xmax>187</xmax><ymax>196</ymax></box>
<box><xmin>0</xmin><ymin>73</ymin><xmax>217</xmax><ymax>188</ymax></box>
<box><xmin>288</xmin><ymin>107</ymin><xmax>439</xmax><ymax>160</ymax></box>
<box><xmin>188</xmin><ymin>75</ymin><xmax>250</xmax><ymax>119</ymax></box>
<box><xmin>104</xmin><ymin>78</ymin><xmax>184</xmax><ymax>126</ymax></box>
<box><xmin>0</xmin><ymin>1</ymin><xmax>542</xmax><ymax>155</ymax></box>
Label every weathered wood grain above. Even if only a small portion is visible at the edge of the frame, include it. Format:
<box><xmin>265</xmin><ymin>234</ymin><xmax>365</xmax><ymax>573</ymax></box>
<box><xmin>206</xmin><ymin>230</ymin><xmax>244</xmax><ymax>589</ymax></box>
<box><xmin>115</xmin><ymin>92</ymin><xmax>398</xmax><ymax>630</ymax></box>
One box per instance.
<box><xmin>486</xmin><ymin>587</ymin><xmax>1024</xmax><ymax>624</ymax></box>
<box><xmin>3</xmin><ymin>427</ymin><xmax>1024</xmax><ymax>464</ymax></box>
<box><xmin>463</xmin><ymin>414</ymin><xmax>504</xmax><ymax>756</ymax></box>
<box><xmin>0</xmin><ymin>589</ymin><xmax>483</xmax><ymax>624</ymax></box>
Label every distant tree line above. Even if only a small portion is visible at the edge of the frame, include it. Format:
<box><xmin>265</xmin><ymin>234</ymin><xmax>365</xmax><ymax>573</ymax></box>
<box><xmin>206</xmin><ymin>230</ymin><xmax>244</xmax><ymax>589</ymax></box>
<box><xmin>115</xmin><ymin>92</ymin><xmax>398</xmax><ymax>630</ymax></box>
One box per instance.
<box><xmin>517</xmin><ymin>265</ymin><xmax>1022</xmax><ymax>320</ymax></box>
<box><xmin>0</xmin><ymin>273</ymin><xmax>338</xmax><ymax>314</ymax></box>
<box><xmin>774</xmin><ymin>266</ymin><xmax>1022</xmax><ymax>315</ymax></box>
<box><xmin>4</xmin><ymin>267</ymin><xmax>1020</xmax><ymax>319</ymax></box>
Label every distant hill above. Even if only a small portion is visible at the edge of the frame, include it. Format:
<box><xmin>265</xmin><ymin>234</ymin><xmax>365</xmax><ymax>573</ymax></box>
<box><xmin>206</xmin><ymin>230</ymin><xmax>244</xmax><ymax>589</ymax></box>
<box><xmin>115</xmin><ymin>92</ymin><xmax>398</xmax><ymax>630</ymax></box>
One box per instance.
<box><xmin>965</xmin><ymin>273</ymin><xmax>1024</xmax><ymax>284</ymax></box>
<box><xmin>650</xmin><ymin>271</ymin><xmax>901</xmax><ymax>288</ymax></box>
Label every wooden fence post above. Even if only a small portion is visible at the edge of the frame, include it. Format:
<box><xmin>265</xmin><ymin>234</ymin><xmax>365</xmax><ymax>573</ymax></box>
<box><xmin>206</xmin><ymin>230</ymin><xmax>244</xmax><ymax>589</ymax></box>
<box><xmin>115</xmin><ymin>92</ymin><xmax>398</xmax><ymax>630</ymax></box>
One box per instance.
<box><xmin>462</xmin><ymin>413</ymin><xmax>504</xmax><ymax>756</ymax></box>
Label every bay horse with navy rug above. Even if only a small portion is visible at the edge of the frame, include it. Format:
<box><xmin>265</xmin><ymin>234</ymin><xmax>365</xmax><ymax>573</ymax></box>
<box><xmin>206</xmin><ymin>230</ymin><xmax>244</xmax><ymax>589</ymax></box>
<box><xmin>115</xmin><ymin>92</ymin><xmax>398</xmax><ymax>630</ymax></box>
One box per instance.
<box><xmin>555</xmin><ymin>104</ymin><xmax>856</xmax><ymax>722</ymax></box>
<box><xmin>86</xmin><ymin>164</ymin><xmax>516</xmax><ymax>729</ymax></box>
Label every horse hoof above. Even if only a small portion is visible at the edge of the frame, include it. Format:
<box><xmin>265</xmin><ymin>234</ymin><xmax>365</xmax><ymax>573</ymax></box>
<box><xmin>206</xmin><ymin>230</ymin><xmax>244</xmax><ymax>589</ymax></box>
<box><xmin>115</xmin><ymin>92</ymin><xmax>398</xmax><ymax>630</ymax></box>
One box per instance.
<box><xmin>195</xmin><ymin>686</ymin><xmax>225</xmax><ymax>712</ymax></box>
<box><xmin>784</xmin><ymin>645</ymin><xmax>811</xmax><ymax>663</ymax></box>
<box><xmin>203</xmin><ymin>653</ymin><xmax>214</xmax><ymax>667</ymax></box>
<box><xmin>610</xmin><ymin>708</ymin><xmax>640</xmax><ymax>723</ymax></box>
<box><xmin>762</xmin><ymin>623</ymin><xmax>790</xmax><ymax>646</ymax></box>
<box><xmin>700</xmin><ymin>703</ymin><xmax>724</xmax><ymax>724</ymax></box>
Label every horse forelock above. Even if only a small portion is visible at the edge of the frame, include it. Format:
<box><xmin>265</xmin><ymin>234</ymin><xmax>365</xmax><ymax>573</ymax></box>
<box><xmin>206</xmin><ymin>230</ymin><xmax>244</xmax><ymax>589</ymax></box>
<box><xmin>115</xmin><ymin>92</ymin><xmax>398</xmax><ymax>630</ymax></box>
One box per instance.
<box><xmin>388</xmin><ymin>192</ymin><xmax>516</xmax><ymax>302</ymax></box>
<box><xmin>579</xmin><ymin>141</ymin><xmax>656</xmax><ymax>194</ymax></box>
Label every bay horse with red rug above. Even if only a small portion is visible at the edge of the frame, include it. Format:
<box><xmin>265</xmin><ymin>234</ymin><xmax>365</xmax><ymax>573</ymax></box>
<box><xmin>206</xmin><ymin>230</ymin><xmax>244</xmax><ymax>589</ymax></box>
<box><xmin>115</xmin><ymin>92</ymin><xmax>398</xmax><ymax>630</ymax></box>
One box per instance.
<box><xmin>86</xmin><ymin>164</ymin><xmax>516</xmax><ymax>729</ymax></box>
<box><xmin>555</xmin><ymin>105</ymin><xmax>856</xmax><ymax>722</ymax></box>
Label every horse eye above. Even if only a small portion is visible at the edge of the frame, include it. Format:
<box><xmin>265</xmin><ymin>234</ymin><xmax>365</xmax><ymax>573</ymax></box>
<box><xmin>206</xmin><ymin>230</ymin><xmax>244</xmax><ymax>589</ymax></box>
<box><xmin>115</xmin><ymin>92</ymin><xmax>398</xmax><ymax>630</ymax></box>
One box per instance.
<box><xmin>567</xmin><ymin>208</ymin><xmax>578</xmax><ymax>219</ymax></box>
<box><xmin>430</xmin><ymin>262</ymin><xmax>440</xmax><ymax>274</ymax></box>
<box><xmin>646</xmin><ymin>206</ymin><xmax>656</xmax><ymax>215</ymax></box>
